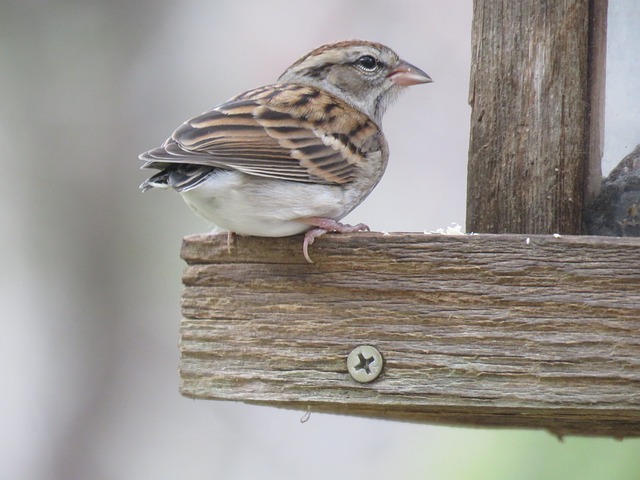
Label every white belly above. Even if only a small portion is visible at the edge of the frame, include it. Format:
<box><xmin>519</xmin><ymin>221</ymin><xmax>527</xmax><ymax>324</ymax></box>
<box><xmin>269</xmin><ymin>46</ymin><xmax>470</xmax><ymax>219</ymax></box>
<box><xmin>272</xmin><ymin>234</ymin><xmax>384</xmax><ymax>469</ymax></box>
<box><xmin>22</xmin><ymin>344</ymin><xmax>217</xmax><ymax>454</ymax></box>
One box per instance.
<box><xmin>180</xmin><ymin>170</ymin><xmax>351</xmax><ymax>237</ymax></box>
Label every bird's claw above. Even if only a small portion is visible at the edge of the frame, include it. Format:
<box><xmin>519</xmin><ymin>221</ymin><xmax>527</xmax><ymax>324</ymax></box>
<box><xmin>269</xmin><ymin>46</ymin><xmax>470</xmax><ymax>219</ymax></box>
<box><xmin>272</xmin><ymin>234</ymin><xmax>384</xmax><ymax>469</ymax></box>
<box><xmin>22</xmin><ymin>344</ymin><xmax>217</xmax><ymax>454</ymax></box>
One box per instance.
<box><xmin>301</xmin><ymin>218</ymin><xmax>370</xmax><ymax>263</ymax></box>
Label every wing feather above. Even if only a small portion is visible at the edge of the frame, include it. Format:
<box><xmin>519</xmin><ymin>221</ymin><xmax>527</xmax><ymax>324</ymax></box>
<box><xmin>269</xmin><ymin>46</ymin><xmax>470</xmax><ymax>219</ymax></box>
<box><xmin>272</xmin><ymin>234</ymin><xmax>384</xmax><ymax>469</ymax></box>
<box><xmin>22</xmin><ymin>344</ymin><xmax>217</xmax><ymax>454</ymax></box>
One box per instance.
<box><xmin>139</xmin><ymin>84</ymin><xmax>383</xmax><ymax>185</ymax></box>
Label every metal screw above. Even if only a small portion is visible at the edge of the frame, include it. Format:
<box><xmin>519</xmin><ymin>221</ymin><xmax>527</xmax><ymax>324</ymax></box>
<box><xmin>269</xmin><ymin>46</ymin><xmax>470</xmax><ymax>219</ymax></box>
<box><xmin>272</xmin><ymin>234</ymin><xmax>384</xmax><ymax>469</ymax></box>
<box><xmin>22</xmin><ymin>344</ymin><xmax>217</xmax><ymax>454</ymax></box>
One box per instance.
<box><xmin>347</xmin><ymin>345</ymin><xmax>383</xmax><ymax>383</ymax></box>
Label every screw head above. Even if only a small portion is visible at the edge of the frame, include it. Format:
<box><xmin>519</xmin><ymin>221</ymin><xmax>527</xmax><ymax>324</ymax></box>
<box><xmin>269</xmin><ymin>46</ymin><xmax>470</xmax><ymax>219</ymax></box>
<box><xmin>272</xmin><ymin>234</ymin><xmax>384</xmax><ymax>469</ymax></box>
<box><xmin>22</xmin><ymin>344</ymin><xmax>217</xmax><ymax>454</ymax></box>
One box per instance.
<box><xmin>347</xmin><ymin>345</ymin><xmax>384</xmax><ymax>383</ymax></box>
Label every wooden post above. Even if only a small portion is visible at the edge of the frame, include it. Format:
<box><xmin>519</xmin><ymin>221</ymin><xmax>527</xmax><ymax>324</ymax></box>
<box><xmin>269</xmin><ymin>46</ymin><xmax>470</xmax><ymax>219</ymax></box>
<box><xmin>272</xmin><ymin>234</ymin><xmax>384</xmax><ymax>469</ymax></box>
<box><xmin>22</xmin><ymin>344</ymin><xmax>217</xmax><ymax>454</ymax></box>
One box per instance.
<box><xmin>467</xmin><ymin>0</ymin><xmax>607</xmax><ymax>234</ymax></box>
<box><xmin>180</xmin><ymin>233</ymin><xmax>640</xmax><ymax>438</ymax></box>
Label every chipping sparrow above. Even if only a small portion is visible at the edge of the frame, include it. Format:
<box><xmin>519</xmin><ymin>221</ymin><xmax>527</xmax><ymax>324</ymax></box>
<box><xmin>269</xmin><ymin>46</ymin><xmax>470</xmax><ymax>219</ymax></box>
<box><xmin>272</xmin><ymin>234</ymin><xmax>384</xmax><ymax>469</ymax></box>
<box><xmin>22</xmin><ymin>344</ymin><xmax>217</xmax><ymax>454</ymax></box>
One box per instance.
<box><xmin>140</xmin><ymin>40</ymin><xmax>432</xmax><ymax>262</ymax></box>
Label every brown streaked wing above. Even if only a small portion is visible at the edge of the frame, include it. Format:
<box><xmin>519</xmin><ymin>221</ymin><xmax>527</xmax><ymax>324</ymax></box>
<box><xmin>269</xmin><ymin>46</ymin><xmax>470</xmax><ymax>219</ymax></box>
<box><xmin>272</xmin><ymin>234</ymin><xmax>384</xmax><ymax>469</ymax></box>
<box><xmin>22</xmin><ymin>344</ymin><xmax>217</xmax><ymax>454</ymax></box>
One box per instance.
<box><xmin>140</xmin><ymin>84</ymin><xmax>383</xmax><ymax>185</ymax></box>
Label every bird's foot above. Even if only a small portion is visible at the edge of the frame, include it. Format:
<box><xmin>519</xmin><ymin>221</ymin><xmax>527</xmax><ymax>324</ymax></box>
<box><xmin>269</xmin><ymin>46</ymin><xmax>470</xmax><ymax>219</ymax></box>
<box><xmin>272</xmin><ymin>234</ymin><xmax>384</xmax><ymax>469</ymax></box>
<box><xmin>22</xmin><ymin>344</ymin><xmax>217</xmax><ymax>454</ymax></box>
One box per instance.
<box><xmin>302</xmin><ymin>218</ymin><xmax>369</xmax><ymax>263</ymax></box>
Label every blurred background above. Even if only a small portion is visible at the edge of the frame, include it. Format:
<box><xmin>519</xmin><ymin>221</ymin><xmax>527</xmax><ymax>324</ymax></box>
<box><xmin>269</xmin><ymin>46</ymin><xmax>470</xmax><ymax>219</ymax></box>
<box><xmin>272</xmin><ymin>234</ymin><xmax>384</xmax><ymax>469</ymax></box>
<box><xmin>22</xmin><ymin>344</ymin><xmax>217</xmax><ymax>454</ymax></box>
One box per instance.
<box><xmin>1</xmin><ymin>1</ymin><xmax>639</xmax><ymax>479</ymax></box>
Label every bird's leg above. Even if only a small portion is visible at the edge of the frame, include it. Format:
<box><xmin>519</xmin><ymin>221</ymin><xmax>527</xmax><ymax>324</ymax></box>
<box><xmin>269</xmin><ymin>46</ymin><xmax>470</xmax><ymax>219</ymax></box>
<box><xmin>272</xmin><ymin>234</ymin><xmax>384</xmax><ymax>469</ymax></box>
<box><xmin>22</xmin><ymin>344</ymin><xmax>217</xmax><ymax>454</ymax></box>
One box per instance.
<box><xmin>301</xmin><ymin>218</ymin><xmax>370</xmax><ymax>263</ymax></box>
<box><xmin>226</xmin><ymin>231</ymin><xmax>235</xmax><ymax>254</ymax></box>
<box><xmin>302</xmin><ymin>228</ymin><xmax>327</xmax><ymax>264</ymax></box>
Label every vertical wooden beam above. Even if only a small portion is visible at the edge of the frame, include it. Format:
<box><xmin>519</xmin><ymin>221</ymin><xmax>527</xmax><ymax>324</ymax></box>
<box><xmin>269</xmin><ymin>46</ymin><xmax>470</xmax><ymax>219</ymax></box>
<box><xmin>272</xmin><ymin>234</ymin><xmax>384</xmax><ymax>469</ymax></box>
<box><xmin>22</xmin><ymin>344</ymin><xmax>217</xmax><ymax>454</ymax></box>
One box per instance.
<box><xmin>585</xmin><ymin>0</ymin><xmax>607</xmax><ymax>200</ymax></box>
<box><xmin>467</xmin><ymin>0</ymin><xmax>607</xmax><ymax>234</ymax></box>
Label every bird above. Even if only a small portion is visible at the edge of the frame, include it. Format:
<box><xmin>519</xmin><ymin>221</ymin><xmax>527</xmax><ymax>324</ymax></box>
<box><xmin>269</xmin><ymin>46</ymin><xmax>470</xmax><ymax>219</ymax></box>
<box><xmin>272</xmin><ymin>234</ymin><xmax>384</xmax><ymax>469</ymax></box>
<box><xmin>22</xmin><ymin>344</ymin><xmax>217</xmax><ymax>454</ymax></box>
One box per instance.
<box><xmin>139</xmin><ymin>40</ymin><xmax>432</xmax><ymax>263</ymax></box>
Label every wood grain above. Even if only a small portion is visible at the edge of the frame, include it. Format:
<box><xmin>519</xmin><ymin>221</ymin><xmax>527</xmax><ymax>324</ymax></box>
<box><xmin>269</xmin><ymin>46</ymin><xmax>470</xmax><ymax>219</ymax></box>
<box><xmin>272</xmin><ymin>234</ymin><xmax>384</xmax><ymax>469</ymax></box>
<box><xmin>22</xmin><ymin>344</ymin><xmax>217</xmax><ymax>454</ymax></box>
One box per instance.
<box><xmin>467</xmin><ymin>0</ymin><xmax>607</xmax><ymax>234</ymax></box>
<box><xmin>179</xmin><ymin>233</ymin><xmax>640</xmax><ymax>437</ymax></box>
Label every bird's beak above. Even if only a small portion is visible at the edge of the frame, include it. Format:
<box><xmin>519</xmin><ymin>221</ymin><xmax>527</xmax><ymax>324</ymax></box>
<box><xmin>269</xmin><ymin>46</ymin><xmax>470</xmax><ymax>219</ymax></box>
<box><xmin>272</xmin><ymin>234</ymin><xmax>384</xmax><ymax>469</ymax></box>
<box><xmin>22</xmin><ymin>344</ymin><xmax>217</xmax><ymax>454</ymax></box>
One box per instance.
<box><xmin>389</xmin><ymin>60</ymin><xmax>432</xmax><ymax>86</ymax></box>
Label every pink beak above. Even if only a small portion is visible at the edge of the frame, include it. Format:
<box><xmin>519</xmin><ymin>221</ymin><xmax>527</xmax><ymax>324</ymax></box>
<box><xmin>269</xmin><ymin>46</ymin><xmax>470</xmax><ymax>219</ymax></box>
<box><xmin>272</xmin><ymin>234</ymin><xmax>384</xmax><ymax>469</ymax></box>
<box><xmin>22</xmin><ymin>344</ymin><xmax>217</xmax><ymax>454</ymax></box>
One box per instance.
<box><xmin>389</xmin><ymin>60</ymin><xmax>432</xmax><ymax>86</ymax></box>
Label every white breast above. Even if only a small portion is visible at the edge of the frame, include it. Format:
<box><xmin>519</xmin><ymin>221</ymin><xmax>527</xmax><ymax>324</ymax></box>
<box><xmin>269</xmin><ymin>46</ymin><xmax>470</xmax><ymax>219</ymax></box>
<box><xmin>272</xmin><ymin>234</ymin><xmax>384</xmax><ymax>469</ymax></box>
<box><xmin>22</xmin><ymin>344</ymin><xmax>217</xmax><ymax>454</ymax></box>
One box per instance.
<box><xmin>179</xmin><ymin>170</ymin><xmax>353</xmax><ymax>237</ymax></box>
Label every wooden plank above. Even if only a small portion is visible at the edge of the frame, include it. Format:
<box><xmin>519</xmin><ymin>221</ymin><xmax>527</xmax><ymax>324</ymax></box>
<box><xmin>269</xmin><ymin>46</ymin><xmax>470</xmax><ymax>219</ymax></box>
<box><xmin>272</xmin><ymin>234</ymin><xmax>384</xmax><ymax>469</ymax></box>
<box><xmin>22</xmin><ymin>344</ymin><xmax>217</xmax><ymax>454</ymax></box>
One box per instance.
<box><xmin>467</xmin><ymin>0</ymin><xmax>607</xmax><ymax>234</ymax></box>
<box><xmin>179</xmin><ymin>233</ymin><xmax>640</xmax><ymax>438</ymax></box>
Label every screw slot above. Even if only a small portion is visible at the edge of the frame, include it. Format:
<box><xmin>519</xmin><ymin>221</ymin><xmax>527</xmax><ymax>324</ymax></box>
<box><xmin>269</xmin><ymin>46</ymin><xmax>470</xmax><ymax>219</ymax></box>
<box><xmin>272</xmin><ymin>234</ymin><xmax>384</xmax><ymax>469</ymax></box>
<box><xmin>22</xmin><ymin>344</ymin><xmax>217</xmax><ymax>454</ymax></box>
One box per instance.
<box><xmin>347</xmin><ymin>345</ymin><xmax>383</xmax><ymax>383</ymax></box>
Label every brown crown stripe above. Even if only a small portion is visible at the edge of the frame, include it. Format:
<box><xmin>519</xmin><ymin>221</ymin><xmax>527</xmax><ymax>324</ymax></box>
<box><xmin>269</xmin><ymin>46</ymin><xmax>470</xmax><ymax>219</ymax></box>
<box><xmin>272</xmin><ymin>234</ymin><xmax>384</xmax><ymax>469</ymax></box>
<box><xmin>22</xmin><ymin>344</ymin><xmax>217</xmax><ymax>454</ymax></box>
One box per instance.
<box><xmin>286</xmin><ymin>40</ymin><xmax>388</xmax><ymax>69</ymax></box>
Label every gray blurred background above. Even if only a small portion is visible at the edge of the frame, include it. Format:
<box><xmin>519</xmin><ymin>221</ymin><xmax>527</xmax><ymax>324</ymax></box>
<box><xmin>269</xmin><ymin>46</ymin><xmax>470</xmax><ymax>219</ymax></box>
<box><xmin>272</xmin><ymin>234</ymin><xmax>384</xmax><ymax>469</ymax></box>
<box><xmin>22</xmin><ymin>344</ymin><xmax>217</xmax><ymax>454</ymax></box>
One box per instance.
<box><xmin>1</xmin><ymin>1</ymin><xmax>639</xmax><ymax>479</ymax></box>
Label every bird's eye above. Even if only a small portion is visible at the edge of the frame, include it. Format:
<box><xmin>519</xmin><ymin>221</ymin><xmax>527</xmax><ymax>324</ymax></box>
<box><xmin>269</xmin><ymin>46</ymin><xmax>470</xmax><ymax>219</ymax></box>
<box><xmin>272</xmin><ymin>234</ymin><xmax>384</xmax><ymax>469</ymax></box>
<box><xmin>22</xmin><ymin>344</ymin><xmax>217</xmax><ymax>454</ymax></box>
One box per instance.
<box><xmin>355</xmin><ymin>55</ymin><xmax>378</xmax><ymax>71</ymax></box>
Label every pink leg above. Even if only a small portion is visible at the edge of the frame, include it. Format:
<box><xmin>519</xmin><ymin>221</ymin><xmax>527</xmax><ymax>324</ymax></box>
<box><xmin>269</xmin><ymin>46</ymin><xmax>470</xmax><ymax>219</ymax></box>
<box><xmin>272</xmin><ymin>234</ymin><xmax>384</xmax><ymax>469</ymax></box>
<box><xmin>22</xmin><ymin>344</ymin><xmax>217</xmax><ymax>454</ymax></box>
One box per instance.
<box><xmin>301</xmin><ymin>218</ymin><xmax>369</xmax><ymax>263</ymax></box>
<box><xmin>226</xmin><ymin>231</ymin><xmax>235</xmax><ymax>254</ymax></box>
